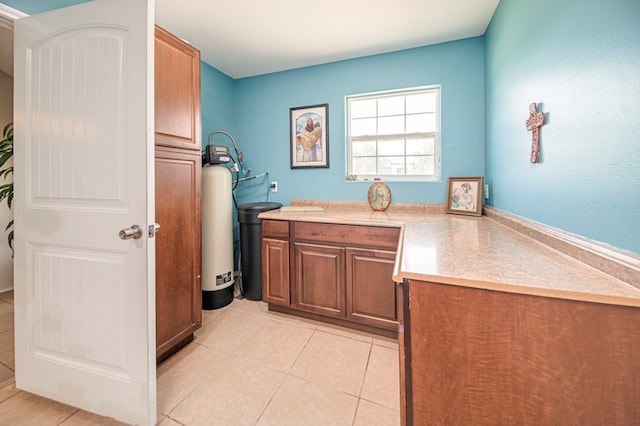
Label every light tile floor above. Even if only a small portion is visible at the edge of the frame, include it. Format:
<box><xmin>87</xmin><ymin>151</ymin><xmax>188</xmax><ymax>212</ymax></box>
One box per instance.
<box><xmin>0</xmin><ymin>290</ymin><xmax>400</xmax><ymax>425</ymax></box>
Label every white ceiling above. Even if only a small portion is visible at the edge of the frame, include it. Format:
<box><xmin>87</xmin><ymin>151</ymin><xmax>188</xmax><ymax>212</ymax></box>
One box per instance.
<box><xmin>156</xmin><ymin>0</ymin><xmax>500</xmax><ymax>79</ymax></box>
<box><xmin>0</xmin><ymin>0</ymin><xmax>500</xmax><ymax>80</ymax></box>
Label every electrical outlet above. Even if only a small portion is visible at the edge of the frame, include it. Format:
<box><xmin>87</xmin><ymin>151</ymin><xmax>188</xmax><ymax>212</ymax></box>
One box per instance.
<box><xmin>484</xmin><ymin>184</ymin><xmax>489</xmax><ymax>199</ymax></box>
<box><xmin>270</xmin><ymin>181</ymin><xmax>278</xmax><ymax>193</ymax></box>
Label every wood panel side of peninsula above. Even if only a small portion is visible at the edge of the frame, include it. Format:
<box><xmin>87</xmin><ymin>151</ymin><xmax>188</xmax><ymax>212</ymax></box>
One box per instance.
<box><xmin>400</xmin><ymin>279</ymin><xmax>640</xmax><ymax>425</ymax></box>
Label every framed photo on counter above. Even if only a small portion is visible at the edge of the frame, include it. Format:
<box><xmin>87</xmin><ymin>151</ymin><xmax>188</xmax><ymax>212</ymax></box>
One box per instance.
<box><xmin>446</xmin><ymin>176</ymin><xmax>484</xmax><ymax>216</ymax></box>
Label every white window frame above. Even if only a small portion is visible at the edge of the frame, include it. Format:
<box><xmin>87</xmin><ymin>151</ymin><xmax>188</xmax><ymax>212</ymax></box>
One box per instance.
<box><xmin>346</xmin><ymin>86</ymin><xmax>441</xmax><ymax>182</ymax></box>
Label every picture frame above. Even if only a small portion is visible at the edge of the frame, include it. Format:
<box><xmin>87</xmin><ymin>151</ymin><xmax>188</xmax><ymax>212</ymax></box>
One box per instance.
<box><xmin>290</xmin><ymin>103</ymin><xmax>329</xmax><ymax>168</ymax></box>
<box><xmin>446</xmin><ymin>176</ymin><xmax>484</xmax><ymax>216</ymax></box>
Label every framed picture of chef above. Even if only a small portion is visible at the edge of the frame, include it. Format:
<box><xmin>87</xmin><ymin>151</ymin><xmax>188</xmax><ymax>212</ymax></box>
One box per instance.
<box><xmin>290</xmin><ymin>103</ymin><xmax>329</xmax><ymax>168</ymax></box>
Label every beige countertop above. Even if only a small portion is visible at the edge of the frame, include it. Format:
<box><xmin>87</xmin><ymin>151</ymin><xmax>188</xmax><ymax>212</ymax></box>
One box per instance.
<box><xmin>258</xmin><ymin>202</ymin><xmax>640</xmax><ymax>308</ymax></box>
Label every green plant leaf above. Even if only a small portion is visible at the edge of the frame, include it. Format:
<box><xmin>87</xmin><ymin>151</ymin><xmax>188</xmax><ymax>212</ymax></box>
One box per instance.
<box><xmin>0</xmin><ymin>168</ymin><xmax>11</xmax><ymax>180</ymax></box>
<box><xmin>0</xmin><ymin>122</ymin><xmax>13</xmax><ymax>252</ymax></box>
<box><xmin>5</xmin><ymin>219</ymin><xmax>13</xmax><ymax>255</ymax></box>
<box><xmin>0</xmin><ymin>185</ymin><xmax>11</xmax><ymax>205</ymax></box>
<box><xmin>0</xmin><ymin>153</ymin><xmax>11</xmax><ymax>167</ymax></box>
<box><xmin>7</xmin><ymin>231</ymin><xmax>13</xmax><ymax>257</ymax></box>
<box><xmin>2</xmin><ymin>122</ymin><xmax>12</xmax><ymax>137</ymax></box>
<box><xmin>0</xmin><ymin>183</ymin><xmax>11</xmax><ymax>199</ymax></box>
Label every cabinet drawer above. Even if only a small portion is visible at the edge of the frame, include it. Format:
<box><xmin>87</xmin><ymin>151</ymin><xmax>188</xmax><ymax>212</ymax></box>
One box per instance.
<box><xmin>263</xmin><ymin>219</ymin><xmax>289</xmax><ymax>239</ymax></box>
<box><xmin>294</xmin><ymin>222</ymin><xmax>400</xmax><ymax>250</ymax></box>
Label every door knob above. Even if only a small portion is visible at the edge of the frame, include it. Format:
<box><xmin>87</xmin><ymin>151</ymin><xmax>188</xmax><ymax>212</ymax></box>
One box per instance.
<box><xmin>119</xmin><ymin>225</ymin><xmax>143</xmax><ymax>240</ymax></box>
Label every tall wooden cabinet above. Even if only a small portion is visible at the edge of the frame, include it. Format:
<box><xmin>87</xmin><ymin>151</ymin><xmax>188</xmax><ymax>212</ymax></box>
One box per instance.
<box><xmin>154</xmin><ymin>26</ymin><xmax>202</xmax><ymax>363</ymax></box>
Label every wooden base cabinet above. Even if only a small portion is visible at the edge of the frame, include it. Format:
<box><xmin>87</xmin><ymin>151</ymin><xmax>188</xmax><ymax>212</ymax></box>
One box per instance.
<box><xmin>346</xmin><ymin>248</ymin><xmax>397</xmax><ymax>330</ymax></box>
<box><xmin>399</xmin><ymin>280</ymin><xmax>640</xmax><ymax>425</ymax></box>
<box><xmin>294</xmin><ymin>242</ymin><xmax>345</xmax><ymax>318</ymax></box>
<box><xmin>262</xmin><ymin>220</ymin><xmax>290</xmax><ymax>306</ymax></box>
<box><xmin>154</xmin><ymin>25</ymin><xmax>202</xmax><ymax>363</ymax></box>
<box><xmin>262</xmin><ymin>219</ymin><xmax>400</xmax><ymax>337</ymax></box>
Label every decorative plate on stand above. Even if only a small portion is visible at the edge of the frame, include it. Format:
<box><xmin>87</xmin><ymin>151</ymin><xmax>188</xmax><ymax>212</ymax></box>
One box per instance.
<box><xmin>367</xmin><ymin>182</ymin><xmax>391</xmax><ymax>211</ymax></box>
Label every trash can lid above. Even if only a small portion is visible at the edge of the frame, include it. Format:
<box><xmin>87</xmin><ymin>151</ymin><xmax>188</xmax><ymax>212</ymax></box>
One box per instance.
<box><xmin>238</xmin><ymin>202</ymin><xmax>283</xmax><ymax>212</ymax></box>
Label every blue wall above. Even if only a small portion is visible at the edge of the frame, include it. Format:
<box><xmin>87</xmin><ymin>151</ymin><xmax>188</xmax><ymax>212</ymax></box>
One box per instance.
<box><xmin>485</xmin><ymin>0</ymin><xmax>640</xmax><ymax>254</ymax></box>
<box><xmin>201</xmin><ymin>62</ymin><xmax>236</xmax><ymax>149</ymax></box>
<box><xmin>233</xmin><ymin>38</ymin><xmax>485</xmax><ymax>206</ymax></box>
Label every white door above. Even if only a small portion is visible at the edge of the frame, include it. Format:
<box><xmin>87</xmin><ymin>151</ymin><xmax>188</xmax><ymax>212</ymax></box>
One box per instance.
<box><xmin>13</xmin><ymin>0</ymin><xmax>156</xmax><ymax>424</ymax></box>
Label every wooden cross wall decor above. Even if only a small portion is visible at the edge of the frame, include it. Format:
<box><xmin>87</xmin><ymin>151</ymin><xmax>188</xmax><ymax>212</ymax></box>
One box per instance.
<box><xmin>526</xmin><ymin>102</ymin><xmax>546</xmax><ymax>163</ymax></box>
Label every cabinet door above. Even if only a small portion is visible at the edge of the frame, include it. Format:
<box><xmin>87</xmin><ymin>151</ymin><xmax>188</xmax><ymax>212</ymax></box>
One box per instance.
<box><xmin>155</xmin><ymin>147</ymin><xmax>202</xmax><ymax>362</ymax></box>
<box><xmin>155</xmin><ymin>25</ymin><xmax>201</xmax><ymax>151</ymax></box>
<box><xmin>262</xmin><ymin>238</ymin><xmax>290</xmax><ymax>306</ymax></box>
<box><xmin>346</xmin><ymin>248</ymin><xmax>398</xmax><ymax>330</ymax></box>
<box><xmin>293</xmin><ymin>242</ymin><xmax>345</xmax><ymax>318</ymax></box>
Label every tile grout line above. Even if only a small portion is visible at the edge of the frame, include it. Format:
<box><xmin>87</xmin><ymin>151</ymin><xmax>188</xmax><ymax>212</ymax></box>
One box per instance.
<box><xmin>253</xmin><ymin>366</ymin><xmax>290</xmax><ymax>425</ymax></box>
<box><xmin>358</xmin><ymin>342</ymin><xmax>374</xmax><ymax>398</ymax></box>
<box><xmin>349</xmin><ymin>339</ymin><xmax>375</xmax><ymax>426</ymax></box>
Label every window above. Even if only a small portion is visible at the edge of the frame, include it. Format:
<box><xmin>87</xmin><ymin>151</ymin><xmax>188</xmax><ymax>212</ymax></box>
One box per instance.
<box><xmin>347</xmin><ymin>86</ymin><xmax>440</xmax><ymax>181</ymax></box>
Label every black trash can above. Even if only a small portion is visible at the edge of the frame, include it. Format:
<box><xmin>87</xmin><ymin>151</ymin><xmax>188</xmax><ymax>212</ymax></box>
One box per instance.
<box><xmin>238</xmin><ymin>202</ymin><xmax>283</xmax><ymax>300</ymax></box>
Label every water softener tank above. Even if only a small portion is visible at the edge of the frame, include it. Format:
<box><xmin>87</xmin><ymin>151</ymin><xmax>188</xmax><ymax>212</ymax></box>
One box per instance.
<box><xmin>202</xmin><ymin>164</ymin><xmax>234</xmax><ymax>309</ymax></box>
